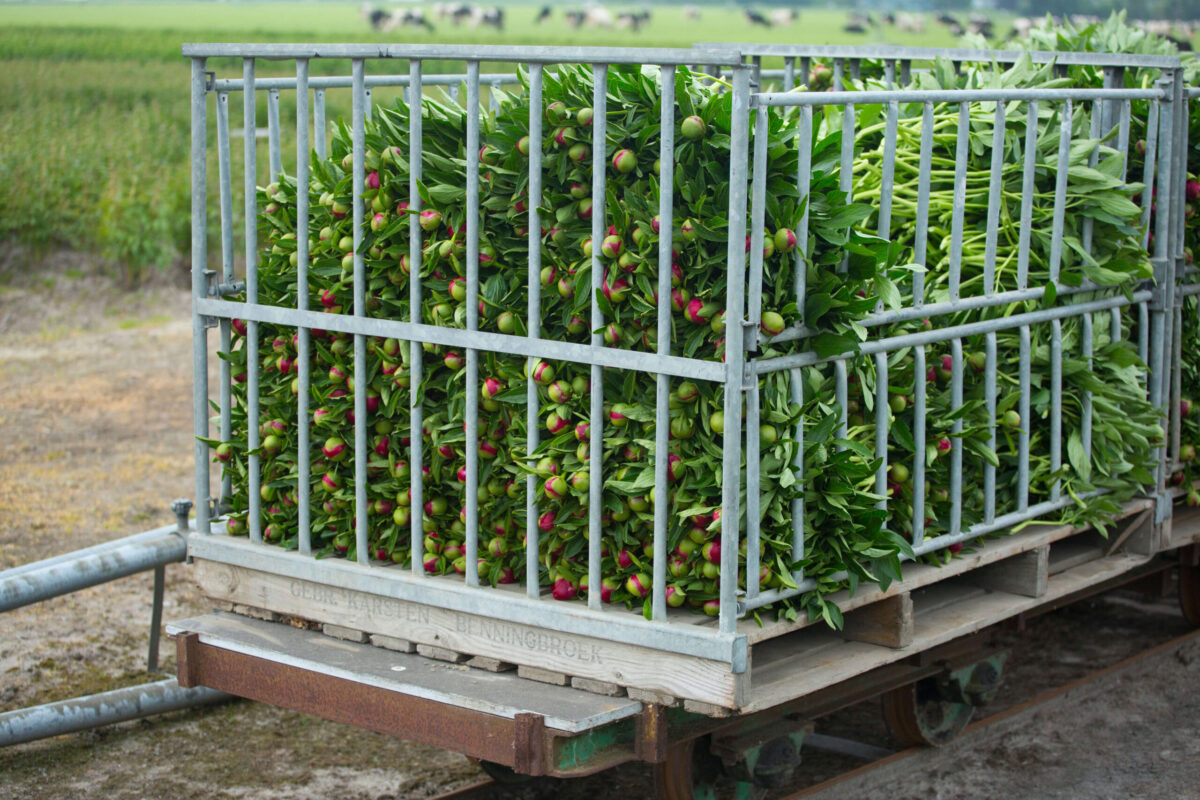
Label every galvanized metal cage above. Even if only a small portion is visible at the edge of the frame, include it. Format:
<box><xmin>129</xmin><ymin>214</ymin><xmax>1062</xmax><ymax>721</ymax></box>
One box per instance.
<box><xmin>185</xmin><ymin>42</ymin><xmax>1186</xmax><ymax>677</ymax></box>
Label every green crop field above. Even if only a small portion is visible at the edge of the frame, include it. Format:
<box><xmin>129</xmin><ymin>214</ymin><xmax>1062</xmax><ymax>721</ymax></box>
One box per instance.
<box><xmin>0</xmin><ymin>2</ymin><xmax>1193</xmax><ymax>284</ymax></box>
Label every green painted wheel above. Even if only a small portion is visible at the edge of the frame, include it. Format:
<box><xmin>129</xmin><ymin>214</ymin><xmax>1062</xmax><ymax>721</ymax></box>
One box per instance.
<box><xmin>883</xmin><ymin>654</ymin><xmax>1007</xmax><ymax>747</ymax></box>
<box><xmin>653</xmin><ymin>738</ymin><xmax>766</xmax><ymax>800</ymax></box>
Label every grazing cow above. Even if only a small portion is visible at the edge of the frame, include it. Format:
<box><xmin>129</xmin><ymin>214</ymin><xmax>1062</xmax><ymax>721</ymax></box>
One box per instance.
<box><xmin>535</xmin><ymin>5</ymin><xmax>551</xmax><ymax>24</ymax></box>
<box><xmin>617</xmin><ymin>10</ymin><xmax>651</xmax><ymax>31</ymax></box>
<box><xmin>389</xmin><ymin>9</ymin><xmax>435</xmax><ymax>32</ymax></box>
<box><xmin>767</xmin><ymin>9</ymin><xmax>796</xmax><ymax>27</ymax></box>
<box><xmin>895</xmin><ymin>12</ymin><xmax>925</xmax><ymax>34</ymax></box>
<box><xmin>472</xmin><ymin>6</ymin><xmax>504</xmax><ymax>31</ymax></box>
<box><xmin>682</xmin><ymin>5</ymin><xmax>700</xmax><ymax>22</ymax></box>
<box><xmin>360</xmin><ymin>3</ymin><xmax>388</xmax><ymax>30</ymax></box>
<box><xmin>1010</xmin><ymin>17</ymin><xmax>1034</xmax><ymax>38</ymax></box>
<box><xmin>843</xmin><ymin>22</ymin><xmax>866</xmax><ymax>34</ymax></box>
<box><xmin>745</xmin><ymin>9</ymin><xmax>769</xmax><ymax>27</ymax></box>
<box><xmin>936</xmin><ymin>13</ymin><xmax>959</xmax><ymax>28</ymax></box>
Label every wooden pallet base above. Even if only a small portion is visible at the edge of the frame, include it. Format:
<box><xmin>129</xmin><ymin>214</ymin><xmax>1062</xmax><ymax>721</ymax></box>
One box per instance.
<box><xmin>192</xmin><ymin>499</ymin><xmax>1165</xmax><ymax>713</ymax></box>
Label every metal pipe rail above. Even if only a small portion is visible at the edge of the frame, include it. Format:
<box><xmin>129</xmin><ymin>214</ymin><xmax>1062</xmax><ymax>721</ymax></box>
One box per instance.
<box><xmin>0</xmin><ymin>678</ymin><xmax>228</xmax><ymax>748</ymax></box>
<box><xmin>186</xmin><ymin>41</ymin><xmax>1181</xmax><ymax>669</ymax></box>
<box><xmin>0</xmin><ymin>527</ymin><xmax>187</xmax><ymax>613</ymax></box>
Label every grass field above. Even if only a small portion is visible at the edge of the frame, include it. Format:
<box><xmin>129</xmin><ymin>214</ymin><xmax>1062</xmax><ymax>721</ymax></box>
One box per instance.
<box><xmin>0</xmin><ymin>2</ymin><xmax>1192</xmax><ymax>284</ymax></box>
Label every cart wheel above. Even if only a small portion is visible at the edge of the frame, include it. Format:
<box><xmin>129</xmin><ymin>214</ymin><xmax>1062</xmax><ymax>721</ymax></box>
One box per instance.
<box><xmin>881</xmin><ymin>678</ymin><xmax>975</xmax><ymax>747</ymax></box>
<box><xmin>1181</xmin><ymin>562</ymin><xmax>1200</xmax><ymax>627</ymax></box>
<box><xmin>653</xmin><ymin>737</ymin><xmax>766</xmax><ymax>800</ymax></box>
<box><xmin>882</xmin><ymin>652</ymin><xmax>1006</xmax><ymax>747</ymax></box>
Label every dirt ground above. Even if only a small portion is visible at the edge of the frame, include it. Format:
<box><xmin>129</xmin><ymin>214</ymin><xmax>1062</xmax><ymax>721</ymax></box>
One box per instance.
<box><xmin>1</xmin><ymin>252</ymin><xmax>1198</xmax><ymax>800</ymax></box>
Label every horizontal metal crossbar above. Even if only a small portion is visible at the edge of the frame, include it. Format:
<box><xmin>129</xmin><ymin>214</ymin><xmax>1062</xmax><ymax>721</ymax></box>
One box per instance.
<box><xmin>196</xmin><ymin>298</ymin><xmax>727</xmax><ymax>382</ymax></box>
<box><xmin>183</xmin><ymin>43</ymin><xmax>742</xmax><ymax>65</ymax></box>
<box><xmin>212</xmin><ymin>73</ymin><xmax>519</xmax><ymax>93</ymax></box>
<box><xmin>753</xmin><ymin>290</ymin><xmax>1152</xmax><ymax>374</ymax></box>
<box><xmin>765</xmin><ymin>284</ymin><xmax>1129</xmax><ymax>345</ymax></box>
<box><xmin>703</xmin><ymin>43</ymin><xmax>1181</xmax><ymax>69</ymax></box>
<box><xmin>753</xmin><ymin>86</ymin><xmax>1166</xmax><ymax>107</ymax></box>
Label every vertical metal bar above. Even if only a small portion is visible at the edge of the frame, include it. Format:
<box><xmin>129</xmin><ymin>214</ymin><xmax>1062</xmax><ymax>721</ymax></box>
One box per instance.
<box><xmin>352</xmin><ymin>59</ymin><xmax>368</xmax><ymax>564</ymax></box>
<box><xmin>796</xmin><ymin>106</ymin><xmax>812</xmax><ymax>323</ymax></box>
<box><xmin>874</xmin><ymin>352</ymin><xmax>888</xmax><ymax>513</ymax></box>
<box><xmin>652</xmin><ymin>64</ymin><xmax>676</xmax><ymax>621</ymax></box>
<box><xmin>884</xmin><ymin>60</ymin><xmax>895</xmax><ymax>89</ymax></box>
<box><xmin>147</xmin><ymin>565</ymin><xmax>165</xmax><ymax>673</ymax></box>
<box><xmin>244</xmin><ymin>78</ymin><xmax>264</xmax><ymax>543</ymax></box>
<box><xmin>1081</xmin><ymin>98</ymin><xmax>1101</xmax><ymax>255</ymax></box>
<box><xmin>464</xmin><ymin>61</ymin><xmax>481</xmax><ymax>587</ymax></box>
<box><xmin>1018</xmin><ymin>326</ymin><xmax>1031</xmax><ymax>510</ymax></box>
<box><xmin>588</xmin><ymin>63</ymin><xmax>607</xmax><ymax>611</ymax></box>
<box><xmin>1140</xmin><ymin>100</ymin><xmax>1159</xmax><ymax>250</ymax></box>
<box><xmin>913</xmin><ymin>102</ymin><xmax>934</xmax><ymax>306</ymax></box>
<box><xmin>1110</xmin><ymin>307</ymin><xmax>1122</xmax><ymax>344</ymax></box>
<box><xmin>296</xmin><ymin>60</ymin><xmax>312</xmax><ymax>555</ymax></box>
<box><xmin>1050</xmin><ymin>319</ymin><xmax>1063</xmax><ymax>502</ymax></box>
<box><xmin>948</xmin><ymin>103</ymin><xmax>969</xmax><ymax>302</ymax></box>
<box><xmin>834</xmin><ymin>360</ymin><xmax>848</xmax><ymax>444</ymax></box>
<box><xmin>789</xmin><ymin>367</ymin><xmax>804</xmax><ymax>582</ymax></box>
<box><xmin>720</xmin><ymin>66</ymin><xmax>751</xmax><ymax>633</ymax></box>
<box><xmin>877</xmin><ymin>101</ymin><xmax>898</xmax><ymax>241</ymax></box>
<box><xmin>983</xmin><ymin>101</ymin><xmax>1005</xmax><ymax>296</ymax></box>
<box><xmin>365</xmin><ymin>87</ymin><xmax>373</xmax><ymax>123</ymax></box>
<box><xmin>409</xmin><ymin>60</ymin><xmax>425</xmax><ymax>577</ymax></box>
<box><xmin>984</xmin><ymin>332</ymin><xmax>997</xmax><ymax>523</ymax></box>
<box><xmin>314</xmin><ymin>89</ymin><xmax>327</xmax><ymax>160</ymax></box>
<box><xmin>783</xmin><ymin>57</ymin><xmax>795</xmax><ymax>91</ymax></box>
<box><xmin>1046</xmin><ymin>99</ymin><xmax>1075</xmax><ymax>287</ymax></box>
<box><xmin>799</xmin><ymin>57</ymin><xmax>810</xmax><ymax>89</ymax></box>
<box><xmin>839</xmin><ymin>103</ymin><xmax>855</xmax><ymax>201</ymax></box>
<box><xmin>1016</xmin><ymin>101</ymin><xmax>1039</xmax><ymax>291</ymax></box>
<box><xmin>1082</xmin><ymin>312</ymin><xmax>1094</xmax><ymax>469</ymax></box>
<box><xmin>751</xmin><ymin>55</ymin><xmax>762</xmax><ymax>90</ymax></box>
<box><xmin>1152</xmin><ymin>75</ymin><xmax>1179</xmax><ymax>492</ymax></box>
<box><xmin>849</xmin><ymin>58</ymin><xmax>860</xmax><ymax>83</ymax></box>
<box><xmin>912</xmin><ymin>346</ymin><xmax>926</xmax><ymax>545</ymax></box>
<box><xmin>268</xmin><ymin>88</ymin><xmax>282</xmax><ymax>180</ymax></box>
<box><xmin>950</xmin><ymin>339</ymin><xmax>963</xmax><ymax>538</ymax></box>
<box><xmin>745</xmin><ymin>385</ymin><xmax>761</xmax><ymax>600</ymax></box>
<box><xmin>833</xmin><ymin>58</ymin><xmax>843</xmax><ymax>92</ymax></box>
<box><xmin>1117</xmin><ymin>99</ymin><xmax>1131</xmax><ymax>183</ymax></box>
<box><xmin>240</xmin><ymin>59</ymin><xmax>257</xmax><ymax>542</ymax></box>
<box><xmin>747</xmin><ymin>109</ymin><xmax>768</xmax><ymax>331</ymax></box>
<box><xmin>191</xmin><ymin>56</ymin><xmax>210</xmax><ymax>536</ymax></box>
<box><xmin>525</xmin><ymin>65</ymin><xmax>543</xmax><ymax>599</ymax></box>
<box><xmin>900</xmin><ymin>60</ymin><xmax>911</xmax><ymax>87</ymax></box>
<box><xmin>1139</xmin><ymin>302</ymin><xmax>1150</xmax><ymax>378</ymax></box>
<box><xmin>216</xmin><ymin>92</ymin><xmax>234</xmax><ymax>507</ymax></box>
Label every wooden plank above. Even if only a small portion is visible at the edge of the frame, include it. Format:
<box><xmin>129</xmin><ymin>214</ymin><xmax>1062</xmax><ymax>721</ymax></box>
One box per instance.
<box><xmin>193</xmin><ymin>559</ymin><xmax>742</xmax><ymax>708</ymax></box>
<box><xmin>627</xmin><ymin>687</ymin><xmax>681</xmax><ymax>707</ymax></box>
<box><xmin>969</xmin><ymin>546</ymin><xmax>1048</xmax><ymax>597</ymax></box>
<box><xmin>571</xmin><ymin>676</ymin><xmax>624</xmax><ymax>696</ymax></box>
<box><xmin>841</xmin><ymin>592</ymin><xmax>912</xmax><ymax>649</ymax></box>
<box><xmin>323</xmin><ymin>623</ymin><xmax>368</xmax><ymax>643</ymax></box>
<box><xmin>417</xmin><ymin>644</ymin><xmax>469</xmax><ymax>663</ymax></box>
<box><xmin>742</xmin><ymin>552</ymin><xmax>1154</xmax><ymax>714</ymax></box>
<box><xmin>741</xmin><ymin>498</ymin><xmax>1153</xmax><ymax>645</ymax></box>
<box><xmin>518</xmin><ymin>665</ymin><xmax>569</xmax><ymax>686</ymax></box>
<box><xmin>467</xmin><ymin>656</ymin><xmax>515</xmax><ymax>672</ymax></box>
<box><xmin>370</xmin><ymin>633</ymin><xmax>416</xmax><ymax>653</ymax></box>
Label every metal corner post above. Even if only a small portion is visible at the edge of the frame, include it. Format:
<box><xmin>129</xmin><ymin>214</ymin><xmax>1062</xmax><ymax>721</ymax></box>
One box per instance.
<box><xmin>191</xmin><ymin>56</ymin><xmax>210</xmax><ymax>536</ymax></box>
<box><xmin>720</xmin><ymin>65</ymin><xmax>752</xmax><ymax>634</ymax></box>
